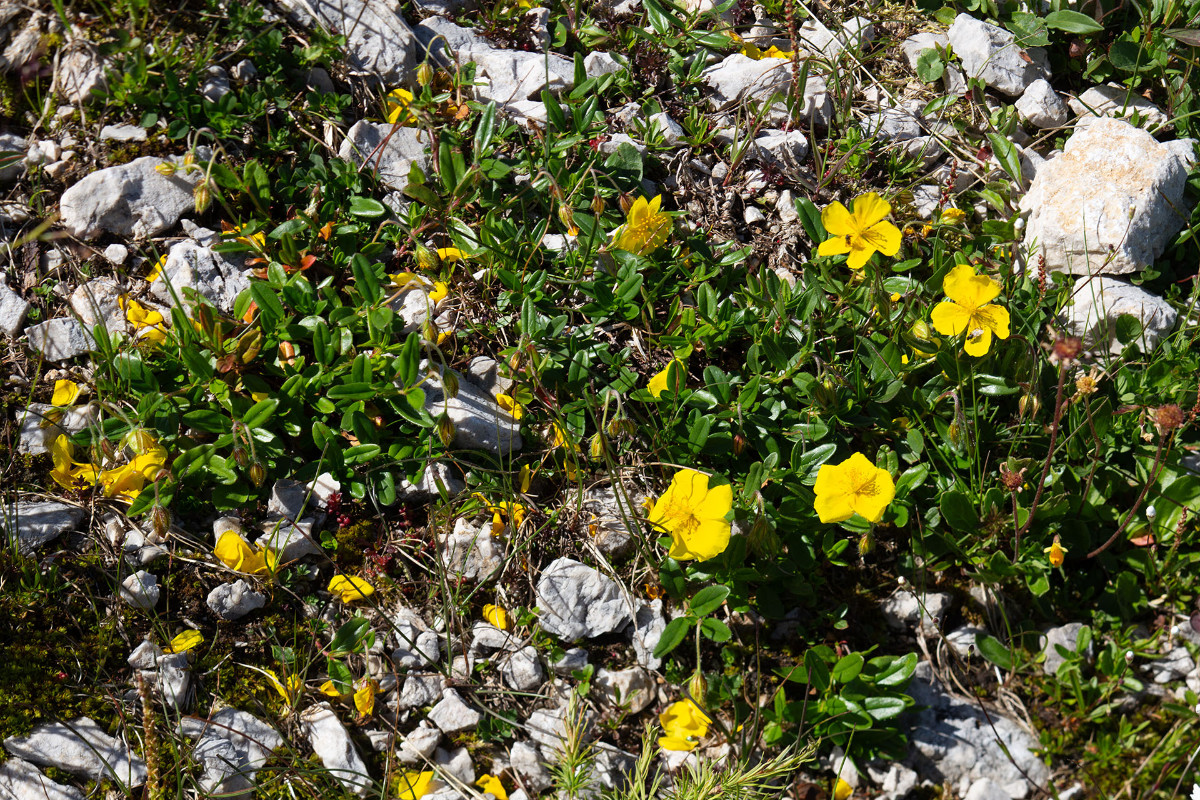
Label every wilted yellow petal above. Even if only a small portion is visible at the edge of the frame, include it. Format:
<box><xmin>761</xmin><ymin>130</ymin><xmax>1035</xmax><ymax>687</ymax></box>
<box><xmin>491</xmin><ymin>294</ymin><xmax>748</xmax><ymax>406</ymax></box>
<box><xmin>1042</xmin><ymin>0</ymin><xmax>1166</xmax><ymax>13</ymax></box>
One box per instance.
<box><xmin>164</xmin><ymin>629</ymin><xmax>203</xmax><ymax>654</ymax></box>
<box><xmin>328</xmin><ymin>574</ymin><xmax>375</xmax><ymax>603</ymax></box>
<box><xmin>475</xmin><ymin>775</ymin><xmax>507</xmax><ymax>800</ymax></box>
<box><xmin>354</xmin><ymin>679</ymin><xmax>378</xmax><ymax>716</ymax></box>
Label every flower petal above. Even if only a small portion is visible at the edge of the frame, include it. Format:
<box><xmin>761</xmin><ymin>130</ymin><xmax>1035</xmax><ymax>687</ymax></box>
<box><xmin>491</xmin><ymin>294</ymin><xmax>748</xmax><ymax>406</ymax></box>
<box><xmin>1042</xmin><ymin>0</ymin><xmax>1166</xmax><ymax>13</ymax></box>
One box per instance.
<box><xmin>817</xmin><ymin>236</ymin><xmax>852</xmax><ymax>257</ymax></box>
<box><xmin>820</xmin><ymin>202</ymin><xmax>854</xmax><ymax>236</ymax></box>
<box><xmin>814</xmin><ymin>492</ymin><xmax>855</xmax><ymax>523</ymax></box>
<box><xmin>963</xmin><ymin>325</ymin><xmax>993</xmax><ymax>357</ymax></box>
<box><xmin>976</xmin><ymin>304</ymin><xmax>1010</xmax><ymax>340</ymax></box>
<box><xmin>862</xmin><ymin>220</ymin><xmax>902</xmax><ymax>257</ymax></box>
<box><xmin>845</xmin><ymin>242</ymin><xmax>873</xmax><ymax>270</ymax></box>
<box><xmin>851</xmin><ymin>192</ymin><xmax>892</xmax><ymax>229</ymax></box>
<box><xmin>51</xmin><ymin>380</ymin><xmax>80</xmax><ymax>406</ymax></box>
<box><xmin>943</xmin><ymin>264</ymin><xmax>1000</xmax><ymax>309</ymax></box>
<box><xmin>930</xmin><ymin>301</ymin><xmax>972</xmax><ymax>337</ymax></box>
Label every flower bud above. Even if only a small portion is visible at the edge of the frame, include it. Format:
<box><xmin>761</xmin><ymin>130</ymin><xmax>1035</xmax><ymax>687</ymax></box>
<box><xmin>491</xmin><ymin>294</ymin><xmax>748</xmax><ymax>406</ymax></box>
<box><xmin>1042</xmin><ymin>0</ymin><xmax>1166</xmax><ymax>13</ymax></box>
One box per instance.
<box><xmin>441</xmin><ymin>370</ymin><xmax>459</xmax><ymax>399</ymax></box>
<box><xmin>910</xmin><ymin>320</ymin><xmax>932</xmax><ymax>341</ymax></box>
<box><xmin>732</xmin><ymin>433</ymin><xmax>747</xmax><ymax>457</ymax></box>
<box><xmin>747</xmin><ymin>514</ymin><xmax>781</xmax><ymax>558</ymax></box>
<box><xmin>558</xmin><ymin>205</ymin><xmax>575</xmax><ymax>232</ymax></box>
<box><xmin>617</xmin><ymin>193</ymin><xmax>632</xmax><ymax>214</ymax></box>
<box><xmin>858</xmin><ymin>529</ymin><xmax>875</xmax><ymax>557</ymax></box>
<box><xmin>416</xmin><ymin>62</ymin><xmax>434</xmax><ymax>86</ymax></box>
<box><xmin>1019</xmin><ymin>393</ymin><xmax>1040</xmax><ymax>418</ymax></box>
<box><xmin>194</xmin><ymin>181</ymin><xmax>212</xmax><ymax>214</ymax></box>
<box><xmin>811</xmin><ymin>379</ymin><xmax>837</xmax><ymax>410</ymax></box>
<box><xmin>182</xmin><ymin>152</ymin><xmax>196</xmax><ymax>168</ymax></box>
<box><xmin>415</xmin><ymin>244</ymin><xmax>440</xmax><ymax>272</ymax></box>
<box><xmin>232</xmin><ymin>447</ymin><xmax>250</xmax><ymax>469</ymax></box>
<box><xmin>155</xmin><ymin>162</ymin><xmax>177</xmax><ymax>177</ymax></box>
<box><xmin>151</xmin><ymin>505</ymin><xmax>171</xmax><ymax>538</ymax></box>
<box><xmin>278</xmin><ymin>341</ymin><xmax>296</xmax><ymax>364</ymax></box>
<box><xmin>687</xmin><ymin>672</ymin><xmax>708</xmax><ymax>705</ymax></box>
<box><xmin>437</xmin><ymin>416</ymin><xmax>456</xmax><ymax>448</ymax></box>
<box><xmin>248</xmin><ymin>463</ymin><xmax>266</xmax><ymax>487</ymax></box>
<box><xmin>590</xmin><ymin>194</ymin><xmax>605</xmax><ymax>214</ymax></box>
<box><xmin>1146</xmin><ymin>505</ymin><xmax>1157</xmax><ymax>522</ymax></box>
<box><xmin>589</xmin><ymin>433</ymin><xmax>608</xmax><ymax>459</ymax></box>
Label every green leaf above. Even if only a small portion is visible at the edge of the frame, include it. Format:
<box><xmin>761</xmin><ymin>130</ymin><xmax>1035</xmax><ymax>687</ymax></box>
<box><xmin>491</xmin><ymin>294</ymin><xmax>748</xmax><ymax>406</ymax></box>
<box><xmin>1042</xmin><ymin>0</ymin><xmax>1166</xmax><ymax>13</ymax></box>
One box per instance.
<box><xmin>940</xmin><ymin>490</ymin><xmax>979</xmax><ymax>531</ymax></box>
<box><xmin>326</xmin><ymin>658</ymin><xmax>353</xmax><ymax>694</ymax></box>
<box><xmin>987</xmin><ymin>133</ymin><xmax>1023</xmax><ymax>186</ymax></box>
<box><xmin>915</xmin><ymin>48</ymin><xmax>945</xmax><ymax>83</ymax></box>
<box><xmin>1108</xmin><ymin>41</ymin><xmax>1154</xmax><ymax>73</ymax></box>
<box><xmin>976</xmin><ymin>634</ymin><xmax>1014</xmax><ymax>670</ymax></box>
<box><xmin>349</xmin><ymin>196</ymin><xmax>388</xmax><ymax>218</ymax></box>
<box><xmin>1115</xmin><ymin>313</ymin><xmax>1143</xmax><ymax>346</ymax></box>
<box><xmin>863</xmin><ymin>695</ymin><xmax>908</xmax><ymax>720</ymax></box>
<box><xmin>871</xmin><ymin>652</ymin><xmax>918</xmax><ymax>686</ymax></box>
<box><xmin>1044</xmin><ymin>10</ymin><xmax>1104</xmax><ymax>34</ymax></box>
<box><xmin>603</xmin><ymin>142</ymin><xmax>643</xmax><ymax>182</ymax></box>
<box><xmin>700</xmin><ymin>617</ymin><xmax>731</xmax><ymax>642</ymax></box>
<box><xmin>474</xmin><ymin>102</ymin><xmax>496</xmax><ymax>160</ymax></box>
<box><xmin>653</xmin><ymin>617</ymin><xmax>691</xmax><ymax>658</ymax></box>
<box><xmin>242</xmin><ymin>398</ymin><xmax>278</xmax><ymax>428</ymax></box>
<box><xmin>327</xmin><ymin>383</ymin><xmax>375</xmax><ymax>400</ymax></box>
<box><xmin>329</xmin><ymin>616</ymin><xmax>372</xmax><ymax>657</ymax></box>
<box><xmin>795</xmin><ymin>443</ymin><xmax>837</xmax><ymax>481</ymax></box>
<box><xmin>250</xmin><ymin>282</ymin><xmax>285</xmax><ymax>328</ymax></box>
<box><xmin>1007</xmin><ymin>11</ymin><xmax>1050</xmax><ymax>47</ymax></box>
<box><xmin>804</xmin><ymin>648</ymin><xmax>832</xmax><ymax>692</ymax></box>
<box><xmin>182</xmin><ymin>409</ymin><xmax>231</xmax><ymax>434</ymax></box>
<box><xmin>831</xmin><ymin>652</ymin><xmax>864</xmax><ymax>683</ymax></box>
<box><xmin>689</xmin><ymin>584</ymin><xmax>731</xmax><ymax>616</ymax></box>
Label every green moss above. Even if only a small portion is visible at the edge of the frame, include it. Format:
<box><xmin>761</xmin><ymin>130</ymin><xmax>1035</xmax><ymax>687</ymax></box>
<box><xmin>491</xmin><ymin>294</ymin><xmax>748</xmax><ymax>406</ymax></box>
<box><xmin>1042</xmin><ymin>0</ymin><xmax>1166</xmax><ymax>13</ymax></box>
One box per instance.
<box><xmin>0</xmin><ymin>555</ymin><xmax>129</xmax><ymax>739</ymax></box>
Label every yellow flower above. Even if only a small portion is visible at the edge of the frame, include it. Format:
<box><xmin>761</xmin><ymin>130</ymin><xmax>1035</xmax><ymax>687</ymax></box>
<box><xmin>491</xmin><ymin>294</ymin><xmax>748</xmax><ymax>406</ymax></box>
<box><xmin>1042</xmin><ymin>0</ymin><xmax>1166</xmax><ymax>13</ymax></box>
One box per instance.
<box><xmin>429</xmin><ymin>281</ymin><xmax>449</xmax><ymax>304</ymax></box>
<box><xmin>264</xmin><ymin>669</ymin><xmax>302</xmax><ymax>705</ymax></box>
<box><xmin>319</xmin><ymin>680</ymin><xmax>351</xmax><ymax>699</ymax></box>
<box><xmin>437</xmin><ymin>247</ymin><xmax>466</xmax><ymax>264</ymax></box>
<box><xmin>96</xmin><ymin>436</ymin><xmax>168</xmax><ymax>503</ymax></box>
<box><xmin>396</xmin><ymin>771</ymin><xmax>434</xmax><ymax>800</ymax></box>
<box><xmin>51</xmin><ymin>380</ymin><xmax>81</xmax><ymax>407</ymax></box>
<box><xmin>119</xmin><ymin>296</ymin><xmax>169</xmax><ymax>346</ymax></box>
<box><xmin>163</xmin><ymin>630</ymin><xmax>203</xmax><ymax>654</ymax></box>
<box><xmin>228</xmin><ymin>224</ymin><xmax>266</xmax><ymax>250</ymax></box>
<box><xmin>658</xmin><ymin>699</ymin><xmax>710</xmax><ymax>751</ymax></box>
<box><xmin>741</xmin><ymin>41</ymin><xmax>793</xmax><ymax>59</ymax></box>
<box><xmin>930</xmin><ymin>264</ymin><xmax>1011</xmax><ymax>357</ymax></box>
<box><xmin>354</xmin><ymin>678</ymin><xmax>379</xmax><ymax>716</ymax></box>
<box><xmin>390</xmin><ymin>271</ymin><xmax>423</xmax><ymax>290</ymax></box>
<box><xmin>612</xmin><ymin>195</ymin><xmax>672</xmax><ymax>255</ymax></box>
<box><xmin>834</xmin><ymin>778</ymin><xmax>853</xmax><ymax>800</ymax></box>
<box><xmin>813</xmin><ymin>453</ymin><xmax>895</xmax><ymax>524</ymax></box>
<box><xmin>474</xmin><ymin>495</ymin><xmax>526</xmax><ymax>537</ymax></box>
<box><xmin>475</xmin><ymin>774</ymin><xmax>507</xmax><ymax>800</ymax></box>
<box><xmin>647</xmin><ymin>469</ymin><xmax>733</xmax><ymax>562</ymax></box>
<box><xmin>328</xmin><ymin>574</ymin><xmax>375</xmax><ymax>603</ymax></box>
<box><xmin>386</xmin><ymin>87</ymin><xmax>417</xmax><ymax>125</ymax></box>
<box><xmin>214</xmin><ymin>531</ymin><xmax>278</xmax><ymax>575</ymax></box>
<box><xmin>1044</xmin><ymin>537</ymin><xmax>1067</xmax><ymax>567</ymax></box>
<box><xmin>816</xmin><ymin>192</ymin><xmax>902</xmax><ymax>270</ymax></box>
<box><xmin>939</xmin><ymin>207</ymin><xmax>967</xmax><ymax>225</ymax></box>
<box><xmin>496</xmin><ymin>393</ymin><xmax>524</xmax><ymax>420</ymax></box>
<box><xmin>483</xmin><ymin>603</ymin><xmax>512</xmax><ymax>631</ymax></box>
<box><xmin>48</xmin><ymin>435</ymin><xmax>99</xmax><ymax>491</ymax></box>
<box><xmin>519</xmin><ymin>464</ymin><xmax>534</xmax><ymax>493</ymax></box>
<box><xmin>147</xmin><ymin>254</ymin><xmax>167</xmax><ymax>282</ymax></box>
<box><xmin>648</xmin><ymin>359</ymin><xmax>686</xmax><ymax>398</ymax></box>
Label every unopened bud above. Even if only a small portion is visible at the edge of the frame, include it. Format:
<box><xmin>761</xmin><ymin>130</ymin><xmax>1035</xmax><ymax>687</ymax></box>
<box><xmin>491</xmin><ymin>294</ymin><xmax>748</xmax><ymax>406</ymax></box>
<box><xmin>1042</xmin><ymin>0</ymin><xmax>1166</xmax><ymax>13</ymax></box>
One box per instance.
<box><xmin>416</xmin><ymin>62</ymin><xmax>434</xmax><ymax>86</ymax></box>
<box><xmin>437</xmin><ymin>415</ymin><xmax>456</xmax><ymax>448</ymax></box>
<box><xmin>155</xmin><ymin>161</ymin><xmax>177</xmax><ymax>177</ymax></box>
<box><xmin>589</xmin><ymin>433</ymin><xmax>608</xmax><ymax>459</ymax></box>
<box><xmin>558</xmin><ymin>205</ymin><xmax>576</xmax><ymax>232</ymax></box>
<box><xmin>278</xmin><ymin>341</ymin><xmax>296</xmax><ymax>363</ymax></box>
<box><xmin>617</xmin><ymin>193</ymin><xmax>632</xmax><ymax>214</ymax></box>
<box><xmin>1019</xmin><ymin>393</ymin><xmax>1040</xmax><ymax>418</ymax></box>
<box><xmin>812</xmin><ymin>379</ymin><xmax>837</xmax><ymax>410</ymax></box>
<box><xmin>1146</xmin><ymin>505</ymin><xmax>1157</xmax><ymax>522</ymax></box>
<box><xmin>441</xmin><ymin>370</ymin><xmax>459</xmax><ymax>399</ymax></box>
<box><xmin>232</xmin><ymin>447</ymin><xmax>250</xmax><ymax>469</ymax></box>
<box><xmin>688</xmin><ymin>672</ymin><xmax>708</xmax><ymax>704</ymax></box>
<box><xmin>606</xmin><ymin>417</ymin><xmax>636</xmax><ymax>438</ymax></box>
<box><xmin>194</xmin><ymin>181</ymin><xmax>212</xmax><ymax>214</ymax></box>
<box><xmin>248</xmin><ymin>463</ymin><xmax>266</xmax><ymax>487</ymax></box>
<box><xmin>732</xmin><ymin>433</ymin><xmax>747</xmax><ymax>457</ymax></box>
<box><xmin>910</xmin><ymin>320</ymin><xmax>932</xmax><ymax>341</ymax></box>
<box><xmin>415</xmin><ymin>244</ymin><xmax>439</xmax><ymax>272</ymax></box>
<box><xmin>1124</xmin><ymin>650</ymin><xmax>1135</xmax><ymax>664</ymax></box>
<box><xmin>590</xmin><ymin>194</ymin><xmax>605</xmax><ymax>214</ymax></box>
<box><xmin>182</xmin><ymin>152</ymin><xmax>196</xmax><ymax>168</ymax></box>
<box><xmin>858</xmin><ymin>529</ymin><xmax>875</xmax><ymax>557</ymax></box>
<box><xmin>897</xmin><ymin>575</ymin><xmax>906</xmax><ymax>586</ymax></box>
<box><xmin>747</xmin><ymin>514</ymin><xmax>781</xmax><ymax>558</ymax></box>
<box><xmin>151</xmin><ymin>506</ymin><xmax>170</xmax><ymax>538</ymax></box>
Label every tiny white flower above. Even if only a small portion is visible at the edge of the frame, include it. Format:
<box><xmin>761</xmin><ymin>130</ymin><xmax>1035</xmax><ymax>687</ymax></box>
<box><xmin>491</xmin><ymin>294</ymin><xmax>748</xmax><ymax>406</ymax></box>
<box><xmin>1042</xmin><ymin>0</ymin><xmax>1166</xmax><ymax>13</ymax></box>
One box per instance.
<box><xmin>1190</xmin><ymin>784</ymin><xmax>1200</xmax><ymax>800</ymax></box>
<box><xmin>1146</xmin><ymin>505</ymin><xmax>1157</xmax><ymax>522</ymax></box>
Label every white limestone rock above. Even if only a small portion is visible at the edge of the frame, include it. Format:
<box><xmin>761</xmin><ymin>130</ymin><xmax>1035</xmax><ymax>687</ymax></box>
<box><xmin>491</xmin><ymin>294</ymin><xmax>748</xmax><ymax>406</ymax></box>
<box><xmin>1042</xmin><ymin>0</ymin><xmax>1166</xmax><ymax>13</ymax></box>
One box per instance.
<box><xmin>499</xmin><ymin>646</ymin><xmax>545</xmax><ymax>691</ymax></box>
<box><xmin>1064</xmin><ymin>276</ymin><xmax>1177</xmax><ymax>355</ymax></box>
<box><xmin>0</xmin><ymin>281</ymin><xmax>30</xmax><ymax>337</ymax></box>
<box><xmin>150</xmin><ymin>239</ymin><xmax>250</xmax><ymax>314</ymax></box>
<box><xmin>395</xmin><ymin>673</ymin><xmax>447</xmax><ymax>710</ymax></box>
<box><xmin>1020</xmin><ymin>118</ymin><xmax>1195</xmax><ymax>275</ymax></box>
<box><xmin>397</xmin><ymin>724</ymin><xmax>442</xmax><ymax>763</ymax></box>
<box><xmin>551</xmin><ymin>647</ymin><xmax>588</xmax><ymax>676</ymax></box>
<box><xmin>68</xmin><ymin>278</ymin><xmax>126</xmax><ymax>335</ymax></box>
<box><xmin>254</xmin><ymin>518</ymin><xmax>323</xmax><ymax>562</ymax></box>
<box><xmin>630</xmin><ymin>599</ymin><xmax>667</xmax><ymax>669</ymax></box>
<box><xmin>428</xmin><ymin>689</ymin><xmax>482</xmax><ymax>734</ymax></box>
<box><xmin>584</xmin><ymin>52</ymin><xmax>626</xmax><ymax>78</ymax></box>
<box><xmin>300</xmin><ymin>703</ymin><xmax>373</xmax><ymax>796</ymax></box>
<box><xmin>751</xmin><ymin>129</ymin><xmax>810</xmax><ymax>168</ymax></box>
<box><xmin>9</xmin><ymin>501</ymin><xmax>84</xmax><ymax>554</ymax></box>
<box><xmin>207</xmin><ymin>580</ymin><xmax>267</xmax><ymax>620</ymax></box>
<box><xmin>200</xmin><ymin>66</ymin><xmax>231</xmax><ymax>103</ymax></box>
<box><xmin>59</xmin><ymin>155</ymin><xmax>203</xmax><ymax>240</ymax></box>
<box><xmin>120</xmin><ymin>570</ymin><xmax>161</xmax><ymax>610</ymax></box>
<box><xmin>594</xmin><ymin>667</ymin><xmax>655</xmax><ymax>713</ymax></box>
<box><xmin>398</xmin><ymin>461</ymin><xmax>465</xmax><ymax>500</ymax></box>
<box><xmin>1039</xmin><ymin>622</ymin><xmax>1091</xmax><ymax>676</ymax></box>
<box><xmin>701</xmin><ymin>54</ymin><xmax>791</xmax><ymax>109</ymax></box>
<box><xmin>157</xmin><ymin>652</ymin><xmax>192</xmax><ymax>711</ymax></box>
<box><xmin>100</xmin><ymin>125</ymin><xmax>148</xmax><ymax>142</ymax></box>
<box><xmin>536</xmin><ymin>557</ymin><xmax>632</xmax><ymax>641</ymax></box>
<box><xmin>0</xmin><ymin>758</ymin><xmax>84</xmax><ymax>800</ymax></box>
<box><xmin>1015</xmin><ymin>79</ymin><xmax>1069</xmax><ymax>128</ymax></box>
<box><xmin>25</xmin><ymin>318</ymin><xmax>92</xmax><ymax>362</ymax></box>
<box><xmin>439</xmin><ymin>517</ymin><xmax>505</xmax><ymax>582</ymax></box>
<box><xmin>509</xmin><ymin>741</ymin><xmax>552</xmax><ymax>792</ymax></box>
<box><xmin>947</xmin><ymin>13</ymin><xmax>1042</xmax><ymax>96</ymax></box>
<box><xmin>1070</xmin><ymin>83</ymin><xmax>1169</xmax><ymax>130</ymax></box>
<box><xmin>339</xmin><ymin>122</ymin><xmax>430</xmax><ymax>193</ymax></box>
<box><xmin>277</xmin><ymin>0</ymin><xmax>419</xmax><ymax>85</ymax></box>
<box><xmin>0</xmin><ymin>133</ymin><xmax>28</xmax><ymax>183</ymax></box>
<box><xmin>646</xmin><ymin>112</ymin><xmax>684</xmax><ymax>145</ymax></box>
<box><xmin>55</xmin><ymin>44</ymin><xmax>108</xmax><ymax>104</ymax></box>
<box><xmin>4</xmin><ymin>718</ymin><xmax>148</xmax><ymax>787</ymax></box>
<box><xmin>880</xmin><ymin>589</ymin><xmax>953</xmax><ymax>636</ymax></box>
<box><xmin>421</xmin><ymin>367</ymin><xmax>522</xmax><ymax>455</ymax></box>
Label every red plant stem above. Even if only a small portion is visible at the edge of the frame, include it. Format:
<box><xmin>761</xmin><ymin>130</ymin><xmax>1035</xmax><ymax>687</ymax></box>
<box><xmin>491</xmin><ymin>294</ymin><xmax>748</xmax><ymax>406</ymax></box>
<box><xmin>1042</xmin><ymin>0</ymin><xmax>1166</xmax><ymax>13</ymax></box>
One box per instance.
<box><xmin>1087</xmin><ymin>436</ymin><xmax>1169</xmax><ymax>558</ymax></box>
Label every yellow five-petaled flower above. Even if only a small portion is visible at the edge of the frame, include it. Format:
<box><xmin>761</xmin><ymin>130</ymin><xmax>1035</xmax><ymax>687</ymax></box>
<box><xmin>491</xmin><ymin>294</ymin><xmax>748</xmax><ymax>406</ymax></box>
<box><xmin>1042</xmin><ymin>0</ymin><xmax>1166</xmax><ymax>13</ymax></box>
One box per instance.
<box><xmin>813</xmin><ymin>453</ymin><xmax>895</xmax><ymax>524</ymax></box>
<box><xmin>930</xmin><ymin>264</ymin><xmax>1011</xmax><ymax>357</ymax></box>
<box><xmin>612</xmin><ymin>195</ymin><xmax>672</xmax><ymax>256</ymax></box>
<box><xmin>658</xmin><ymin>698</ymin><xmax>711</xmax><ymax>752</ymax></box>
<box><xmin>647</xmin><ymin>469</ymin><xmax>733</xmax><ymax>562</ymax></box>
<box><xmin>817</xmin><ymin>192</ymin><xmax>902</xmax><ymax>270</ymax></box>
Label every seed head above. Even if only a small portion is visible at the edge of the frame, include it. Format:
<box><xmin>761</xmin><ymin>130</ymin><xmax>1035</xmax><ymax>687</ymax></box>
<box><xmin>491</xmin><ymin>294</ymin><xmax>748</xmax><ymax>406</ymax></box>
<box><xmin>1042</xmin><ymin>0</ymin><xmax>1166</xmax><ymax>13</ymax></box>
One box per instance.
<box><xmin>1153</xmin><ymin>403</ymin><xmax>1185</xmax><ymax>437</ymax></box>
